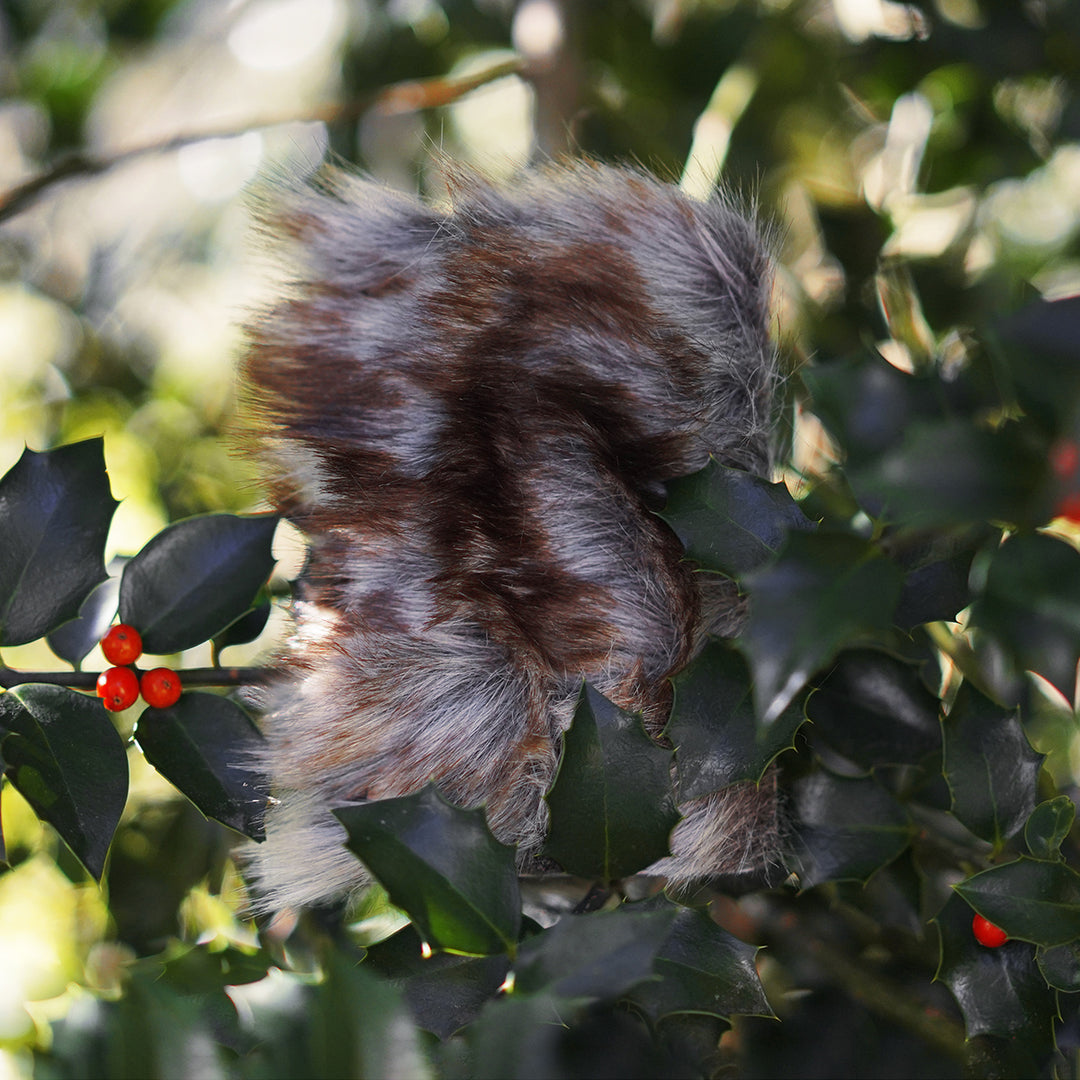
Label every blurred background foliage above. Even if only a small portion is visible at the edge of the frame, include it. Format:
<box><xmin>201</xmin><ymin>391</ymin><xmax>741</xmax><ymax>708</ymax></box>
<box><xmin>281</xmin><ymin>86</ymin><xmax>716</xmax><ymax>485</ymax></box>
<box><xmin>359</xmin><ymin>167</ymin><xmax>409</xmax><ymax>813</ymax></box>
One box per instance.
<box><xmin>1</xmin><ymin>0</ymin><xmax>1079</xmax><ymax>1076</ymax></box>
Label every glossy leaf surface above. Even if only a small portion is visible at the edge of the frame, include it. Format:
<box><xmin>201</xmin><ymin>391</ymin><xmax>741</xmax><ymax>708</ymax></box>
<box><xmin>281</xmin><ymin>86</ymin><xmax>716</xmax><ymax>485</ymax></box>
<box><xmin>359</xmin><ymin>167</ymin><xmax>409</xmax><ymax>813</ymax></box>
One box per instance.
<box><xmin>544</xmin><ymin>683</ymin><xmax>679</xmax><ymax>880</ymax></box>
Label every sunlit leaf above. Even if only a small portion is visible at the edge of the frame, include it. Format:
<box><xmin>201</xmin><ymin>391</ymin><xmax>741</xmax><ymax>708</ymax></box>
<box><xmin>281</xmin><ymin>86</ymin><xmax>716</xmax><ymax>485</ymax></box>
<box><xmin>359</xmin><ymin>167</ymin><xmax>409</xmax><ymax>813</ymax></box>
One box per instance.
<box><xmin>0</xmin><ymin>439</ymin><xmax>116</xmax><ymax>646</ymax></box>
<box><xmin>544</xmin><ymin>683</ymin><xmax>679</xmax><ymax>880</ymax></box>
<box><xmin>120</xmin><ymin>513</ymin><xmax>278</xmax><ymax>654</ymax></box>
<box><xmin>666</xmin><ymin>640</ymin><xmax>804</xmax><ymax>797</ymax></box>
<box><xmin>941</xmin><ymin>682</ymin><xmax>1042</xmax><ymax>847</ymax></box>
<box><xmin>0</xmin><ymin>683</ymin><xmax>127</xmax><ymax>879</ymax></box>
<box><xmin>335</xmin><ymin>785</ymin><xmax>521</xmax><ymax>957</ymax></box>
<box><xmin>740</xmin><ymin>531</ymin><xmax>903</xmax><ymax>724</ymax></box>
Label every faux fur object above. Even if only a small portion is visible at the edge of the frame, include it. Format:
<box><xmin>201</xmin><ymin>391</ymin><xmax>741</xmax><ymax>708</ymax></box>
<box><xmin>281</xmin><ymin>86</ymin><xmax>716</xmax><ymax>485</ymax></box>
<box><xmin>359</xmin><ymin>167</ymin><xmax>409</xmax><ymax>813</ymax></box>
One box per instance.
<box><xmin>241</xmin><ymin>161</ymin><xmax>781</xmax><ymax>912</ymax></box>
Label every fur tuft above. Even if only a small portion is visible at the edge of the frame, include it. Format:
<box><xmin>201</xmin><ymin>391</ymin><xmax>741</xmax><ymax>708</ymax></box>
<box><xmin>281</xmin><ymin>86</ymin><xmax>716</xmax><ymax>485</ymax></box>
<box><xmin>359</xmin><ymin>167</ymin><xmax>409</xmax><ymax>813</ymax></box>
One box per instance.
<box><xmin>240</xmin><ymin>161</ymin><xmax>780</xmax><ymax>913</ymax></box>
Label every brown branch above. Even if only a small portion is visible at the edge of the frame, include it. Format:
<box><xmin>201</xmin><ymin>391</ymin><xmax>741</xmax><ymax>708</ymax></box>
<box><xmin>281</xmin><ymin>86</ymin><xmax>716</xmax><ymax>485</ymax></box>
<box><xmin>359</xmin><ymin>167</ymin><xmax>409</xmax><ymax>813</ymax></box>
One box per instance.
<box><xmin>0</xmin><ymin>55</ymin><xmax>527</xmax><ymax>224</ymax></box>
<box><xmin>0</xmin><ymin>666</ymin><xmax>270</xmax><ymax>691</ymax></box>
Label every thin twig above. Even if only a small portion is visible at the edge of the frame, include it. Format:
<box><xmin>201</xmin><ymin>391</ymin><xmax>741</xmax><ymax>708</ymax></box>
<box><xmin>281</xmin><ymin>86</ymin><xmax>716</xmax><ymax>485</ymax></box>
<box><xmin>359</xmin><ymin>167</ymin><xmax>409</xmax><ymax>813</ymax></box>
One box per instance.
<box><xmin>0</xmin><ymin>666</ymin><xmax>270</xmax><ymax>691</ymax></box>
<box><xmin>0</xmin><ymin>55</ymin><xmax>527</xmax><ymax>224</ymax></box>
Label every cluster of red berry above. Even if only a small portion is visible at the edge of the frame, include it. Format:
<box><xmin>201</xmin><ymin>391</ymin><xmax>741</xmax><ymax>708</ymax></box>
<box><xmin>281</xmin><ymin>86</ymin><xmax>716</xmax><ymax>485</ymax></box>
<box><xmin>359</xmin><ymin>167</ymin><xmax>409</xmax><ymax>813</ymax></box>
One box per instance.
<box><xmin>96</xmin><ymin>624</ymin><xmax>182</xmax><ymax>712</ymax></box>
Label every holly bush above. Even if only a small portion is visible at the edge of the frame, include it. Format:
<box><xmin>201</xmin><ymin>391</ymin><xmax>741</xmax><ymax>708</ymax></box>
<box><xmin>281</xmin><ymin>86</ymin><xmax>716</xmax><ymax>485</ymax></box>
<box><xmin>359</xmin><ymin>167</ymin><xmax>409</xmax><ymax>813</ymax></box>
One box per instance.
<box><xmin>2</xmin><ymin>292</ymin><xmax>1080</xmax><ymax>1078</ymax></box>
<box><xmin>3</xmin><ymin>1</ymin><xmax>1080</xmax><ymax>1077</ymax></box>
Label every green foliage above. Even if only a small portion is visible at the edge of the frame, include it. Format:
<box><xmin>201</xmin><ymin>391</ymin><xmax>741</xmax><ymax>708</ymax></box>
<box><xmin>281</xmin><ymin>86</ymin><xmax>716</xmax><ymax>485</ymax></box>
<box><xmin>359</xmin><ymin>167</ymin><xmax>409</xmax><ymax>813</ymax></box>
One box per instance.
<box><xmin>543</xmin><ymin>684</ymin><xmax>680</xmax><ymax>880</ymax></box>
<box><xmin>3</xmin><ymin>1</ymin><xmax>1080</xmax><ymax>1077</ymax></box>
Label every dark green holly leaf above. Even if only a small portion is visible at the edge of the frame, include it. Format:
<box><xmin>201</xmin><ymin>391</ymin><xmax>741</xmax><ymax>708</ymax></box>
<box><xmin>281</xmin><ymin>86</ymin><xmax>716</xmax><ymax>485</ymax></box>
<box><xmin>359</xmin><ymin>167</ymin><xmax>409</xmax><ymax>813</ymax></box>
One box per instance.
<box><xmin>803</xmin><ymin>353</ymin><xmax>951</xmax><ymax>468</ymax></box>
<box><xmin>848</xmin><ymin>419</ymin><xmax>1047</xmax><ymax>530</ymax></box>
<box><xmin>993</xmin><ymin>295</ymin><xmax>1080</xmax><ymax>432</ymax></box>
<box><xmin>134</xmin><ymin>692</ymin><xmax>268</xmax><ymax>840</ymax></box>
<box><xmin>335</xmin><ymin>785</ymin><xmax>521</xmax><ymax>957</ymax></box>
<box><xmin>658</xmin><ymin>460</ymin><xmax>812</xmax><ymax>577</ymax></box>
<box><xmin>942</xmin><ymin>682</ymin><xmax>1042</xmax><ymax>847</ymax></box>
<box><xmin>212</xmin><ymin>593</ymin><xmax>271</xmax><ymax>659</ymax></box>
<box><xmin>364</xmin><ymin>923</ymin><xmax>510</xmax><ymax>1039</ymax></box>
<box><xmin>120</xmin><ymin>513</ymin><xmax>278</xmax><ymax>654</ymax></box>
<box><xmin>1025</xmin><ymin>796</ymin><xmax>1075</xmax><ymax>860</ymax></box>
<box><xmin>935</xmin><ymin>892</ymin><xmax>1057</xmax><ymax>1047</ymax></box>
<box><xmin>807</xmin><ymin>649</ymin><xmax>941</xmax><ymax>771</ymax></box>
<box><xmin>666</xmin><ymin>640</ymin><xmax>804</xmax><ymax>798</ymax></box>
<box><xmin>0</xmin><ymin>683</ymin><xmax>127</xmax><ymax>879</ymax></box>
<box><xmin>309</xmin><ymin>951</ymin><xmax>433</xmax><ymax>1080</ymax></box>
<box><xmin>0</xmin><ymin>440</ymin><xmax>116</xmax><ymax>646</ymax></box>
<box><xmin>514</xmin><ymin>904</ymin><xmax>676</xmax><ymax>1000</ymax></box>
<box><xmin>740</xmin><ymin>531</ymin><xmax>903</xmax><ymax>724</ymax></box>
<box><xmin>627</xmin><ymin>903</ymin><xmax>772</xmax><ymax>1021</ymax></box>
<box><xmin>152</xmin><ymin>939</ymin><xmax>275</xmax><ymax>994</ymax></box>
<box><xmin>792</xmin><ymin>771</ymin><xmax>912</xmax><ymax>888</ymax></box>
<box><xmin>1038</xmin><ymin>941</ymin><xmax>1080</xmax><ymax>992</ymax></box>
<box><xmin>894</xmin><ymin>543</ymin><xmax>978</xmax><ymax>630</ymax></box>
<box><xmin>967</xmin><ymin>532</ymin><xmax>1080</xmax><ymax>705</ymax></box>
<box><xmin>46</xmin><ymin>574</ymin><xmax>120</xmax><ymax>670</ymax></box>
<box><xmin>467</xmin><ymin>991</ymin><xmax>570</xmax><ymax>1080</ymax></box>
<box><xmin>954</xmin><ymin>857</ymin><xmax>1080</xmax><ymax>947</ymax></box>
<box><xmin>543</xmin><ymin>683</ymin><xmax>679</xmax><ymax>880</ymax></box>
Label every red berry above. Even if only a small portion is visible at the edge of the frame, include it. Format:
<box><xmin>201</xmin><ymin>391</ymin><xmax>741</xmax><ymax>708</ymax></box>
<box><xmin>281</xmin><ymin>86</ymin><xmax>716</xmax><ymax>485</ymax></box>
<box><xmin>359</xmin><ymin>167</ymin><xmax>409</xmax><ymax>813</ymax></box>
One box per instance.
<box><xmin>97</xmin><ymin>666</ymin><xmax>140</xmax><ymax>712</ymax></box>
<box><xmin>140</xmin><ymin>667</ymin><xmax>182</xmax><ymax>709</ymax></box>
<box><xmin>101</xmin><ymin>624</ymin><xmax>143</xmax><ymax>666</ymax></box>
<box><xmin>972</xmin><ymin>913</ymin><xmax>1008</xmax><ymax>948</ymax></box>
<box><xmin>1057</xmin><ymin>492</ymin><xmax>1080</xmax><ymax>524</ymax></box>
<box><xmin>1051</xmin><ymin>439</ymin><xmax>1080</xmax><ymax>480</ymax></box>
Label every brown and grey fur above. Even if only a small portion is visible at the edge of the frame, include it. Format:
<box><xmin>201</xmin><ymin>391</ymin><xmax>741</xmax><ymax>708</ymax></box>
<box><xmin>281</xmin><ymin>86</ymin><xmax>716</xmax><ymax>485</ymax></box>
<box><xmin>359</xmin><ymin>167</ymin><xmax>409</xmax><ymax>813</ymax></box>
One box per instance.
<box><xmin>241</xmin><ymin>161</ymin><xmax>782</xmax><ymax>912</ymax></box>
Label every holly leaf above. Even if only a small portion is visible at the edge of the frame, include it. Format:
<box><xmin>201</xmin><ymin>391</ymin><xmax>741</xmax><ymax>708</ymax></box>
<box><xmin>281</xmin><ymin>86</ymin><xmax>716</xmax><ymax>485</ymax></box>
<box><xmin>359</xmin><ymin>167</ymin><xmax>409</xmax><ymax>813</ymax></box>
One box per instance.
<box><xmin>848</xmin><ymin>419</ymin><xmax>1047</xmax><ymax>530</ymax></box>
<box><xmin>514</xmin><ymin>905</ymin><xmax>676</xmax><ymax>1001</ymax></box>
<box><xmin>0</xmin><ymin>683</ymin><xmax>128</xmax><ymax>879</ymax></box>
<box><xmin>120</xmin><ymin>514</ymin><xmax>278</xmax><ymax>654</ymax></box>
<box><xmin>666</xmin><ymin>640</ymin><xmax>804</xmax><ymax>798</ymax></box>
<box><xmin>658</xmin><ymin>460</ymin><xmax>812</xmax><ymax>577</ymax></box>
<box><xmin>935</xmin><ymin>892</ymin><xmax>1057</xmax><ymax>1048</ymax></box>
<box><xmin>309</xmin><ymin>952</ymin><xmax>433</xmax><ymax>1080</ymax></box>
<box><xmin>807</xmin><ymin>649</ymin><xmax>942</xmax><ymax>771</ymax></box>
<box><xmin>803</xmin><ymin>353</ymin><xmax>952</xmax><ymax>468</ymax></box>
<box><xmin>967</xmin><ymin>532</ymin><xmax>1080</xmax><ymax>705</ymax></box>
<box><xmin>740</xmin><ymin>531</ymin><xmax>903</xmax><ymax>724</ymax></box>
<box><xmin>134</xmin><ymin>692</ymin><xmax>268</xmax><ymax>840</ymax></box>
<box><xmin>953</xmin><ymin>857</ymin><xmax>1080</xmax><ymax>947</ymax></box>
<box><xmin>0</xmin><ymin>440</ymin><xmax>117</xmax><ymax>646</ymax></box>
<box><xmin>941</xmin><ymin>682</ymin><xmax>1043</xmax><ymax>847</ymax></box>
<box><xmin>335</xmin><ymin>785</ymin><xmax>521</xmax><ymax>957</ymax></box>
<box><xmin>46</xmin><ymin>574</ymin><xmax>121</xmax><ymax>670</ymax></box>
<box><xmin>364</xmin><ymin>924</ymin><xmax>510</xmax><ymax>1040</ymax></box>
<box><xmin>1038</xmin><ymin>941</ymin><xmax>1080</xmax><ymax>992</ymax></box>
<box><xmin>792</xmin><ymin>771</ymin><xmax>912</xmax><ymax>888</ymax></box>
<box><xmin>543</xmin><ymin>683</ymin><xmax>679</xmax><ymax>881</ymax></box>
<box><xmin>1025</xmin><ymin>797</ymin><xmax>1075</xmax><ymax>861</ymax></box>
<box><xmin>626</xmin><ymin>903</ymin><xmax>773</xmax><ymax>1021</ymax></box>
